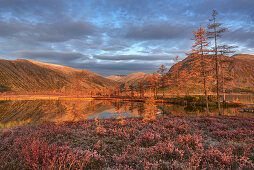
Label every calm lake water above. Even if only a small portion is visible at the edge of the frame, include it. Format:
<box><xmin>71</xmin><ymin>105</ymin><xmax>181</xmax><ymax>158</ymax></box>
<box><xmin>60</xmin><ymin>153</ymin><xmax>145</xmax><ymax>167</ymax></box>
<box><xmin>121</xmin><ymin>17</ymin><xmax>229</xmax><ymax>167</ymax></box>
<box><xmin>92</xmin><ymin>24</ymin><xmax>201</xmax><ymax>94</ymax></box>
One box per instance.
<box><xmin>0</xmin><ymin>95</ymin><xmax>253</xmax><ymax>125</ymax></box>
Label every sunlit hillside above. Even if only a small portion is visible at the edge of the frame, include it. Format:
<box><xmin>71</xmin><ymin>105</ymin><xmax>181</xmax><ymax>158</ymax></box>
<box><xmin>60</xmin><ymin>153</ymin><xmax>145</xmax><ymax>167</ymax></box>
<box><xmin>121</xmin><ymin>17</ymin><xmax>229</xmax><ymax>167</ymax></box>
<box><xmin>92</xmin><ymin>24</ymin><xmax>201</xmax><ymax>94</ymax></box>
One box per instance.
<box><xmin>107</xmin><ymin>72</ymin><xmax>149</xmax><ymax>85</ymax></box>
<box><xmin>167</xmin><ymin>54</ymin><xmax>254</xmax><ymax>93</ymax></box>
<box><xmin>0</xmin><ymin>59</ymin><xmax>117</xmax><ymax>93</ymax></box>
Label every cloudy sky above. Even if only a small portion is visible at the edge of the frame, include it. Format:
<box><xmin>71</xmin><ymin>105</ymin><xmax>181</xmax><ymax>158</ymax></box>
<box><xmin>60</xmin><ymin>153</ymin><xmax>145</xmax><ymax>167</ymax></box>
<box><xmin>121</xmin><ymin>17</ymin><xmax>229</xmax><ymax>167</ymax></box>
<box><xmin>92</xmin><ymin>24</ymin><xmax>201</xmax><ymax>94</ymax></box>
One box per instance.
<box><xmin>0</xmin><ymin>0</ymin><xmax>254</xmax><ymax>76</ymax></box>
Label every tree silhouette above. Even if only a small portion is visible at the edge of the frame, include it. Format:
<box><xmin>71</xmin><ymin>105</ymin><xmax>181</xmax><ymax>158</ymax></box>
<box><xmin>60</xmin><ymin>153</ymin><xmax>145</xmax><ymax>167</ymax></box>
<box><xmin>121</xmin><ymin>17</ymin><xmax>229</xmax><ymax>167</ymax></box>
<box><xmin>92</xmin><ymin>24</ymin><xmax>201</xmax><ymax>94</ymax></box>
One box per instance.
<box><xmin>217</xmin><ymin>45</ymin><xmax>237</xmax><ymax>103</ymax></box>
<box><xmin>207</xmin><ymin>9</ymin><xmax>227</xmax><ymax>115</ymax></box>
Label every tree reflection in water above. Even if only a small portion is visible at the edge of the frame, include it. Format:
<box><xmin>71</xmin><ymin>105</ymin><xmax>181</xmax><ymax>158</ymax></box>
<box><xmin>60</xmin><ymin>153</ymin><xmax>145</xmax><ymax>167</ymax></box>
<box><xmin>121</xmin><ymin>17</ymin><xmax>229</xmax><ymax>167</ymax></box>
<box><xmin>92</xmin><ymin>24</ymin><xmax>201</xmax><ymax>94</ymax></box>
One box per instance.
<box><xmin>0</xmin><ymin>99</ymin><xmax>253</xmax><ymax>127</ymax></box>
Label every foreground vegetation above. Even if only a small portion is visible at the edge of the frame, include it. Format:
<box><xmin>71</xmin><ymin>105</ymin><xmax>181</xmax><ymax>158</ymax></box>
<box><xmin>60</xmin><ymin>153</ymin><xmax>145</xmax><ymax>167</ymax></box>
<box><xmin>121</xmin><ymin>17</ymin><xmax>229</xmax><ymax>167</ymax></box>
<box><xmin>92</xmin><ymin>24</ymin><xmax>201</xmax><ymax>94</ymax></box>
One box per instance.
<box><xmin>0</xmin><ymin>116</ymin><xmax>253</xmax><ymax>169</ymax></box>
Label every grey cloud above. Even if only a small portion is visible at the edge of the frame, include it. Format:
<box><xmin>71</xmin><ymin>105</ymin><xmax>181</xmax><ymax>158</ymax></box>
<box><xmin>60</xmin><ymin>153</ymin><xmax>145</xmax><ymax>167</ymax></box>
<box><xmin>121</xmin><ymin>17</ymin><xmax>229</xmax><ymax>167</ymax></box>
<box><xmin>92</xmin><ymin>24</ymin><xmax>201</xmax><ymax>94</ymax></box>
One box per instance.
<box><xmin>0</xmin><ymin>20</ymin><xmax>29</xmax><ymax>37</ymax></box>
<box><xmin>101</xmin><ymin>46</ymin><xmax>126</xmax><ymax>51</ymax></box>
<box><xmin>16</xmin><ymin>50</ymin><xmax>88</xmax><ymax>63</ymax></box>
<box><xmin>83</xmin><ymin>61</ymin><xmax>159</xmax><ymax>76</ymax></box>
<box><xmin>150</xmin><ymin>49</ymin><xmax>187</xmax><ymax>54</ymax></box>
<box><xmin>0</xmin><ymin>20</ymin><xmax>97</xmax><ymax>42</ymax></box>
<box><xmin>223</xmin><ymin>28</ymin><xmax>254</xmax><ymax>47</ymax></box>
<box><xmin>194</xmin><ymin>0</ymin><xmax>254</xmax><ymax>18</ymax></box>
<box><xmin>32</xmin><ymin>21</ymin><xmax>97</xmax><ymax>42</ymax></box>
<box><xmin>69</xmin><ymin>39</ymin><xmax>127</xmax><ymax>52</ymax></box>
<box><xmin>125</xmin><ymin>22</ymin><xmax>193</xmax><ymax>40</ymax></box>
<box><xmin>0</xmin><ymin>0</ymin><xmax>67</xmax><ymax>20</ymax></box>
<box><xmin>51</xmin><ymin>58</ymin><xmax>168</xmax><ymax>76</ymax></box>
<box><xmin>93</xmin><ymin>54</ymin><xmax>173</xmax><ymax>61</ymax></box>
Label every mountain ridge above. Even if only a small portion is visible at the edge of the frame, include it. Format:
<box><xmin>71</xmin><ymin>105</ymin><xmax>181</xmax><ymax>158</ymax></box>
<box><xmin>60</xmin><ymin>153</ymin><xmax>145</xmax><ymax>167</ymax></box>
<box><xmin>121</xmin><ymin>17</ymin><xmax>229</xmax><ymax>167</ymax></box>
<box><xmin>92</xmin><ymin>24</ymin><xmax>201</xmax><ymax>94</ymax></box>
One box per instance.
<box><xmin>0</xmin><ymin>59</ymin><xmax>117</xmax><ymax>93</ymax></box>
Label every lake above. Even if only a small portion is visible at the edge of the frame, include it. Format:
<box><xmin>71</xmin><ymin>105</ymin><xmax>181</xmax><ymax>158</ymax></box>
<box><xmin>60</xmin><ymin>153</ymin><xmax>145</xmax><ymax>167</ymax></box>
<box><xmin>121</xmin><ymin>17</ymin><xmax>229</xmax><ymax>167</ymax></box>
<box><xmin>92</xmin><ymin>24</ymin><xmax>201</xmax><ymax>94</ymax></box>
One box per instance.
<box><xmin>0</xmin><ymin>94</ymin><xmax>253</xmax><ymax>125</ymax></box>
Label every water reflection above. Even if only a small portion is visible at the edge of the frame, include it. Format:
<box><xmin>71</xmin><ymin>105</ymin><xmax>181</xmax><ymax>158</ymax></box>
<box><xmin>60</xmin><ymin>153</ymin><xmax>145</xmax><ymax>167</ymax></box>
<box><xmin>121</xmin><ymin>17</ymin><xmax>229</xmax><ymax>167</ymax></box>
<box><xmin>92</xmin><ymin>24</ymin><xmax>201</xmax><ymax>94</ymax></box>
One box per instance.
<box><xmin>225</xmin><ymin>94</ymin><xmax>254</xmax><ymax>105</ymax></box>
<box><xmin>0</xmin><ymin>99</ymin><xmax>253</xmax><ymax>125</ymax></box>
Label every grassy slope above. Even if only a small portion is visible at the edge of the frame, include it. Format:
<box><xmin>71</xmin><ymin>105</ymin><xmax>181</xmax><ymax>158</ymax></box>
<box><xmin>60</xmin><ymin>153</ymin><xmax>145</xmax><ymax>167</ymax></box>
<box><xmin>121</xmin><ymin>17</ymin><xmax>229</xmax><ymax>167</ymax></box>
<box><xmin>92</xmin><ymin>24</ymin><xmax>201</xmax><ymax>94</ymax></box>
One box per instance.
<box><xmin>0</xmin><ymin>59</ymin><xmax>117</xmax><ymax>92</ymax></box>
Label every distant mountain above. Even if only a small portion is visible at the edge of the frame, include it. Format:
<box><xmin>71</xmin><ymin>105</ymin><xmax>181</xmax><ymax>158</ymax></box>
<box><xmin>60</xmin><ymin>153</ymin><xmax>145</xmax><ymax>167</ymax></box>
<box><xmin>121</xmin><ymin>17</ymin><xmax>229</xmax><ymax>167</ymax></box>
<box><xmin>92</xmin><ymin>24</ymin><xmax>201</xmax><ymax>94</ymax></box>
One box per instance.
<box><xmin>0</xmin><ymin>59</ymin><xmax>117</xmax><ymax>93</ymax></box>
<box><xmin>107</xmin><ymin>72</ymin><xmax>149</xmax><ymax>85</ymax></box>
<box><xmin>167</xmin><ymin>54</ymin><xmax>254</xmax><ymax>93</ymax></box>
<box><xmin>106</xmin><ymin>75</ymin><xmax>126</xmax><ymax>82</ymax></box>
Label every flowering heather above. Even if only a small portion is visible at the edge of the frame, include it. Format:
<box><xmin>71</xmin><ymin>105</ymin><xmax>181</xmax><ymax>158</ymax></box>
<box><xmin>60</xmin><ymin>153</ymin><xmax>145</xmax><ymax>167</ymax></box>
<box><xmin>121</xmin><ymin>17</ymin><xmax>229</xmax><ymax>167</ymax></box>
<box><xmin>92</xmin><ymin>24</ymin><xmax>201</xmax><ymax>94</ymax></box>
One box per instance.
<box><xmin>0</xmin><ymin>116</ymin><xmax>254</xmax><ymax>169</ymax></box>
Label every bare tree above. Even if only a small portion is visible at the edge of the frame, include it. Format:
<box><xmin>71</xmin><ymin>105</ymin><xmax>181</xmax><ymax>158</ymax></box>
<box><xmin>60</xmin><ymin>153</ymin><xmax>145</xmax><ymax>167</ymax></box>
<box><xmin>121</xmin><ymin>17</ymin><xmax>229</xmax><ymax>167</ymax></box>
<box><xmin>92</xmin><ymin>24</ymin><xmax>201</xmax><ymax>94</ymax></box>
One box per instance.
<box><xmin>217</xmin><ymin>45</ymin><xmax>237</xmax><ymax>103</ymax></box>
<box><xmin>191</xmin><ymin>25</ymin><xmax>210</xmax><ymax>115</ymax></box>
<box><xmin>207</xmin><ymin>9</ymin><xmax>227</xmax><ymax>115</ymax></box>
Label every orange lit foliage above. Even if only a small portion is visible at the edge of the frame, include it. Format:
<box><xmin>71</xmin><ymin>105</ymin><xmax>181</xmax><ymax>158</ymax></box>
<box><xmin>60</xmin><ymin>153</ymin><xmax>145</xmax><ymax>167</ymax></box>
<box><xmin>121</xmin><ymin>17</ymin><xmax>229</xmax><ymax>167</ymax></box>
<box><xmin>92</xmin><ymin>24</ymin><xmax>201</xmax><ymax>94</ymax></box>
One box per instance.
<box><xmin>190</xmin><ymin>25</ymin><xmax>210</xmax><ymax>115</ymax></box>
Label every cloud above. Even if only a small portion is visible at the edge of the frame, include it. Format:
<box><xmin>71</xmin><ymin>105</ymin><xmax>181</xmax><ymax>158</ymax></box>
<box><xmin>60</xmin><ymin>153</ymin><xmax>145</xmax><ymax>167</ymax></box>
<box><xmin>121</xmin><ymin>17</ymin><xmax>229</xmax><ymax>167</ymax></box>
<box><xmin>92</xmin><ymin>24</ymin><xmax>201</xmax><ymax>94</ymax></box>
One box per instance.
<box><xmin>0</xmin><ymin>20</ymin><xmax>28</xmax><ymax>37</ymax></box>
<box><xmin>0</xmin><ymin>0</ymin><xmax>67</xmax><ymax>19</ymax></box>
<box><xmin>223</xmin><ymin>28</ymin><xmax>254</xmax><ymax>47</ymax></box>
<box><xmin>192</xmin><ymin>0</ymin><xmax>254</xmax><ymax>19</ymax></box>
<box><xmin>125</xmin><ymin>22</ymin><xmax>192</xmax><ymax>40</ymax></box>
<box><xmin>16</xmin><ymin>50</ymin><xmax>89</xmax><ymax>63</ymax></box>
<box><xmin>32</xmin><ymin>20</ymin><xmax>97</xmax><ymax>42</ymax></box>
<box><xmin>0</xmin><ymin>20</ymin><xmax>97</xmax><ymax>42</ymax></box>
<box><xmin>93</xmin><ymin>54</ymin><xmax>173</xmax><ymax>60</ymax></box>
<box><xmin>82</xmin><ymin>61</ymin><xmax>159</xmax><ymax>76</ymax></box>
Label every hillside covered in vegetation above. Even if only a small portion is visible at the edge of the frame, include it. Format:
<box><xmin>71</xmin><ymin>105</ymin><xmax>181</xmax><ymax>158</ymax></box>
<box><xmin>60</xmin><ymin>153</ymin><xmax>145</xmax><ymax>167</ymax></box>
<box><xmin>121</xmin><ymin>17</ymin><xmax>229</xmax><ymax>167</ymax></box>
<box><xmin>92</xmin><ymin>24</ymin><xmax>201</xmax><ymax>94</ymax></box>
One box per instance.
<box><xmin>167</xmin><ymin>54</ymin><xmax>254</xmax><ymax>94</ymax></box>
<box><xmin>0</xmin><ymin>59</ymin><xmax>117</xmax><ymax>93</ymax></box>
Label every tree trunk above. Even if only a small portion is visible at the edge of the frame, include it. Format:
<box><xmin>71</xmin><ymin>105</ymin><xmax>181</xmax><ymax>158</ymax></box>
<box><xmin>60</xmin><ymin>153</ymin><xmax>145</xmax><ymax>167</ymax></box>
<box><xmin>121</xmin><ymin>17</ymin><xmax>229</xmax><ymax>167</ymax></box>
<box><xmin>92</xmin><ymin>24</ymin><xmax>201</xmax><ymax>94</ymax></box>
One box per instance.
<box><xmin>221</xmin><ymin>59</ymin><xmax>226</xmax><ymax>103</ymax></box>
<box><xmin>201</xmin><ymin>44</ymin><xmax>209</xmax><ymax>116</ymax></box>
<box><xmin>213</xmin><ymin>18</ymin><xmax>221</xmax><ymax>115</ymax></box>
<box><xmin>204</xmin><ymin>77</ymin><xmax>209</xmax><ymax>116</ymax></box>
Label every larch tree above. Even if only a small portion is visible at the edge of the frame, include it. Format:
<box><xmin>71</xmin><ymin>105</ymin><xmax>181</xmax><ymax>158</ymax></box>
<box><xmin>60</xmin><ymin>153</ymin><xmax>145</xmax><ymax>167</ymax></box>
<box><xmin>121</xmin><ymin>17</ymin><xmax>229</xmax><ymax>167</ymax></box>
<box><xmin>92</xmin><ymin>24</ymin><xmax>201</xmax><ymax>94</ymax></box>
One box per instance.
<box><xmin>217</xmin><ymin>45</ymin><xmax>237</xmax><ymax>103</ymax></box>
<box><xmin>191</xmin><ymin>25</ymin><xmax>210</xmax><ymax>115</ymax></box>
<box><xmin>207</xmin><ymin>9</ymin><xmax>227</xmax><ymax>115</ymax></box>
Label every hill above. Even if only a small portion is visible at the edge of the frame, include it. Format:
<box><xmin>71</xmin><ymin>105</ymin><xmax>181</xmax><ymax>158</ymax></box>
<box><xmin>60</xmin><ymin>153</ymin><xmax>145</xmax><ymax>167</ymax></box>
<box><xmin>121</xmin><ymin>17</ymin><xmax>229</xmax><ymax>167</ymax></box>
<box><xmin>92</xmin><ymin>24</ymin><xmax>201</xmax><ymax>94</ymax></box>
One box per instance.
<box><xmin>0</xmin><ymin>59</ymin><xmax>117</xmax><ymax>93</ymax></box>
<box><xmin>167</xmin><ymin>53</ymin><xmax>254</xmax><ymax>93</ymax></box>
<box><xmin>107</xmin><ymin>72</ymin><xmax>149</xmax><ymax>85</ymax></box>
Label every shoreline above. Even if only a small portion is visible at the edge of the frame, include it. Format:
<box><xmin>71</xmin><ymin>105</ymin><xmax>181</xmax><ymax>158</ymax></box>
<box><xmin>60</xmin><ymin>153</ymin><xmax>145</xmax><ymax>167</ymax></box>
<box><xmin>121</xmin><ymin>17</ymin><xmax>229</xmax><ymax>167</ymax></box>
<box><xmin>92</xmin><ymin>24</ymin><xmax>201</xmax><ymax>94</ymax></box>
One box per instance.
<box><xmin>0</xmin><ymin>94</ymin><xmax>249</xmax><ymax>107</ymax></box>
